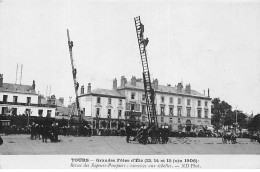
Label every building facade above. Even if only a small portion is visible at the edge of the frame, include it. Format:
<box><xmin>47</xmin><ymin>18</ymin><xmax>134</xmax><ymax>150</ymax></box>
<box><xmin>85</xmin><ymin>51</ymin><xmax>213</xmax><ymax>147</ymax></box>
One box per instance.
<box><xmin>117</xmin><ymin>76</ymin><xmax>212</xmax><ymax>132</ymax></box>
<box><xmin>78</xmin><ymin>76</ymin><xmax>212</xmax><ymax>132</ymax></box>
<box><xmin>78</xmin><ymin>83</ymin><xmax>126</xmax><ymax>129</ymax></box>
<box><xmin>0</xmin><ymin>74</ymin><xmax>56</xmax><ymax>117</ymax></box>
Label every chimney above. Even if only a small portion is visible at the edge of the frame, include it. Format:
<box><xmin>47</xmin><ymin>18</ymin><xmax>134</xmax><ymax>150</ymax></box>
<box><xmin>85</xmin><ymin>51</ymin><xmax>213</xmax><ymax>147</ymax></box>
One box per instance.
<box><xmin>153</xmin><ymin>79</ymin><xmax>158</xmax><ymax>90</ymax></box>
<box><xmin>81</xmin><ymin>85</ymin><xmax>84</xmax><ymax>95</ymax></box>
<box><xmin>185</xmin><ymin>84</ymin><xmax>191</xmax><ymax>94</ymax></box>
<box><xmin>208</xmin><ymin>88</ymin><xmax>210</xmax><ymax>97</ymax></box>
<box><xmin>203</xmin><ymin>90</ymin><xmax>205</xmax><ymax>95</ymax></box>
<box><xmin>32</xmin><ymin>80</ymin><xmax>35</xmax><ymax>89</ymax></box>
<box><xmin>113</xmin><ymin>78</ymin><xmax>117</xmax><ymax>90</ymax></box>
<box><xmin>131</xmin><ymin>76</ymin><xmax>136</xmax><ymax>86</ymax></box>
<box><xmin>59</xmin><ymin>97</ymin><xmax>64</xmax><ymax>105</ymax></box>
<box><xmin>87</xmin><ymin>83</ymin><xmax>91</xmax><ymax>93</ymax></box>
<box><xmin>50</xmin><ymin>95</ymin><xmax>56</xmax><ymax>105</ymax></box>
<box><xmin>177</xmin><ymin>82</ymin><xmax>183</xmax><ymax>92</ymax></box>
<box><xmin>0</xmin><ymin>74</ymin><xmax>3</xmax><ymax>87</ymax></box>
<box><xmin>121</xmin><ymin>76</ymin><xmax>127</xmax><ymax>87</ymax></box>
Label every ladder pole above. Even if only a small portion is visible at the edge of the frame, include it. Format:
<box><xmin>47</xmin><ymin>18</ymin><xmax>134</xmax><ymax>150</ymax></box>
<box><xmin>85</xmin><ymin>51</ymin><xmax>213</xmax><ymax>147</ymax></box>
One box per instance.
<box><xmin>67</xmin><ymin>29</ymin><xmax>82</xmax><ymax>122</ymax></box>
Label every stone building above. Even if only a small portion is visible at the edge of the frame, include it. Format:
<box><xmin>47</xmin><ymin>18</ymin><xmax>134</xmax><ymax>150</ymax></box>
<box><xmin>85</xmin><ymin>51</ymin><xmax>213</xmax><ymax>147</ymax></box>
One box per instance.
<box><xmin>78</xmin><ymin>83</ymin><xmax>126</xmax><ymax>129</ymax></box>
<box><xmin>116</xmin><ymin>76</ymin><xmax>212</xmax><ymax>132</ymax></box>
<box><xmin>0</xmin><ymin>74</ymin><xmax>56</xmax><ymax>117</ymax></box>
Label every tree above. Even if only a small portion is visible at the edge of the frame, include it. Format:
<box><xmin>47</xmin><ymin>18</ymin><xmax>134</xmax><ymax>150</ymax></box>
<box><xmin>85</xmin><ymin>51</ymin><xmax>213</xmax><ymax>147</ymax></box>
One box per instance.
<box><xmin>211</xmin><ymin>98</ymin><xmax>232</xmax><ymax>131</ymax></box>
<box><xmin>233</xmin><ymin>110</ymin><xmax>248</xmax><ymax>130</ymax></box>
<box><xmin>248</xmin><ymin>114</ymin><xmax>260</xmax><ymax>131</ymax></box>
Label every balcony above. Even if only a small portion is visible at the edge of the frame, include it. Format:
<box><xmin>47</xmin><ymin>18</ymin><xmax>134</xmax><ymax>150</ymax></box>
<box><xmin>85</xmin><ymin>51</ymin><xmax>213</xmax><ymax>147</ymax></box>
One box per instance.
<box><xmin>0</xmin><ymin>101</ymin><xmax>56</xmax><ymax>108</ymax></box>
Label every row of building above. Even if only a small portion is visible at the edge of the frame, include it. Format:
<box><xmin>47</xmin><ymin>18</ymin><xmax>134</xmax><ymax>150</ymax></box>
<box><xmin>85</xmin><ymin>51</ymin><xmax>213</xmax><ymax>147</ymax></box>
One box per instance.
<box><xmin>0</xmin><ymin>74</ymin><xmax>212</xmax><ymax>131</ymax></box>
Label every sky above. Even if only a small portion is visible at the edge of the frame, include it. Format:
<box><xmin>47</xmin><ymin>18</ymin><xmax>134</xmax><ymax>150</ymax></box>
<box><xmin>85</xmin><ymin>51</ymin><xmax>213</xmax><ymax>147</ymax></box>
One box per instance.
<box><xmin>0</xmin><ymin>0</ymin><xmax>260</xmax><ymax>115</ymax></box>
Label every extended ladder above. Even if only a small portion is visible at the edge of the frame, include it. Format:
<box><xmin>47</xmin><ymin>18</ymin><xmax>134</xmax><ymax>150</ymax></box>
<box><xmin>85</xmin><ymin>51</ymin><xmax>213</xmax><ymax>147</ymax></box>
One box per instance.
<box><xmin>134</xmin><ymin>16</ymin><xmax>158</xmax><ymax>131</ymax></box>
<box><xmin>67</xmin><ymin>29</ymin><xmax>82</xmax><ymax>122</ymax></box>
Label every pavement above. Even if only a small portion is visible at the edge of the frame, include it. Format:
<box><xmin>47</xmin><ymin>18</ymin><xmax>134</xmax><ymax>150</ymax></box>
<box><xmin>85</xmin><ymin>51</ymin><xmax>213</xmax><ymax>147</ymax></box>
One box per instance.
<box><xmin>0</xmin><ymin>134</ymin><xmax>260</xmax><ymax>155</ymax></box>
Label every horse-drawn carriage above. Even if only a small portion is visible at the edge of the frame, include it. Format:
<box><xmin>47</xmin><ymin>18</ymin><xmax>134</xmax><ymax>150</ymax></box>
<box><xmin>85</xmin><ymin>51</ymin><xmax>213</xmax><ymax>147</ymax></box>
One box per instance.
<box><xmin>249</xmin><ymin>132</ymin><xmax>260</xmax><ymax>143</ymax></box>
<box><xmin>222</xmin><ymin>131</ymin><xmax>236</xmax><ymax>144</ymax></box>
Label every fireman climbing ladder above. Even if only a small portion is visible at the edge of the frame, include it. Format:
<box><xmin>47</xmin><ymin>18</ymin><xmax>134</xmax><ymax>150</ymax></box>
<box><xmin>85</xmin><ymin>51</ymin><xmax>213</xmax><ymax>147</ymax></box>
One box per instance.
<box><xmin>134</xmin><ymin>16</ymin><xmax>158</xmax><ymax>136</ymax></box>
<box><xmin>67</xmin><ymin>29</ymin><xmax>82</xmax><ymax>122</ymax></box>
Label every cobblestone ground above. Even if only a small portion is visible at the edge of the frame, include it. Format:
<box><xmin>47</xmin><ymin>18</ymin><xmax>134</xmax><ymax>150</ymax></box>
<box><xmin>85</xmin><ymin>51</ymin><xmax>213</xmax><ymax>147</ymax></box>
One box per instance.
<box><xmin>0</xmin><ymin>134</ymin><xmax>260</xmax><ymax>155</ymax></box>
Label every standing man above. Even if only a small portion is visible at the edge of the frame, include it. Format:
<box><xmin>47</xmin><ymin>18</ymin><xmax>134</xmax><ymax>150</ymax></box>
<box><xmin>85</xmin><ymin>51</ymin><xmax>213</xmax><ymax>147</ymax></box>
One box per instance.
<box><xmin>125</xmin><ymin>124</ymin><xmax>132</xmax><ymax>143</ymax></box>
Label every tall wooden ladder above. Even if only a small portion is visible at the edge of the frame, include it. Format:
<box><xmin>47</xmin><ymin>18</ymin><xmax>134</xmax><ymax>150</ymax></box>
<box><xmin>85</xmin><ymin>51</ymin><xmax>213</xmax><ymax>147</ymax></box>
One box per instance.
<box><xmin>134</xmin><ymin>16</ymin><xmax>158</xmax><ymax>133</ymax></box>
<box><xmin>67</xmin><ymin>29</ymin><xmax>82</xmax><ymax>122</ymax></box>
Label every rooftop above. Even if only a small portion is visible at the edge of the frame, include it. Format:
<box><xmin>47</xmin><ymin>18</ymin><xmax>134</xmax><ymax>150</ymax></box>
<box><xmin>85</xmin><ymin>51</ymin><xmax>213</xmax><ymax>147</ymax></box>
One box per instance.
<box><xmin>118</xmin><ymin>81</ymin><xmax>209</xmax><ymax>98</ymax></box>
<box><xmin>79</xmin><ymin>88</ymin><xmax>125</xmax><ymax>98</ymax></box>
<box><xmin>0</xmin><ymin>83</ymin><xmax>37</xmax><ymax>95</ymax></box>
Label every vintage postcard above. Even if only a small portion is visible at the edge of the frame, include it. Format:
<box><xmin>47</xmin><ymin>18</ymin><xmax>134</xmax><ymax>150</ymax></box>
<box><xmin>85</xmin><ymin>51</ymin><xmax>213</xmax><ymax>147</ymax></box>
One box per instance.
<box><xmin>0</xmin><ymin>0</ymin><xmax>259</xmax><ymax>169</ymax></box>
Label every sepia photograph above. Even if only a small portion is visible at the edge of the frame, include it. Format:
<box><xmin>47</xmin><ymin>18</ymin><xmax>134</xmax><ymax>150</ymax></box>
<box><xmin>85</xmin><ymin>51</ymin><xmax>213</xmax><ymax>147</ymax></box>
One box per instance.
<box><xmin>0</xmin><ymin>0</ymin><xmax>260</xmax><ymax>169</ymax></box>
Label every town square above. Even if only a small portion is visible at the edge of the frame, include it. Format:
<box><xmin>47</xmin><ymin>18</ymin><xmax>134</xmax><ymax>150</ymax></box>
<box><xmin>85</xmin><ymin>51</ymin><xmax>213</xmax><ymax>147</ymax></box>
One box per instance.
<box><xmin>0</xmin><ymin>0</ymin><xmax>260</xmax><ymax>169</ymax></box>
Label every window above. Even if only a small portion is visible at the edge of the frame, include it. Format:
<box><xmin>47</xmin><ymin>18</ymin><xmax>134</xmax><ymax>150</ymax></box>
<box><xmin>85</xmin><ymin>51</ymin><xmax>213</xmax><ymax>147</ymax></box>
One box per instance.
<box><xmin>187</xmin><ymin>99</ymin><xmax>190</xmax><ymax>106</ymax></box>
<box><xmin>13</xmin><ymin>96</ymin><xmax>18</xmax><ymax>103</ymax></box>
<box><xmin>142</xmin><ymin>116</ymin><xmax>146</xmax><ymax>122</ymax></box>
<box><xmin>131</xmin><ymin>92</ymin><xmax>135</xmax><ymax>99</ymax></box>
<box><xmin>178</xmin><ymin>98</ymin><xmax>181</xmax><ymax>105</ymax></box>
<box><xmin>108</xmin><ymin>98</ymin><xmax>112</xmax><ymax>105</ymax></box>
<box><xmin>97</xmin><ymin>97</ymin><xmax>101</xmax><ymax>104</ymax></box>
<box><xmin>3</xmin><ymin>95</ymin><xmax>8</xmax><ymax>102</ymax></box>
<box><xmin>12</xmin><ymin>108</ymin><xmax>17</xmax><ymax>115</ymax></box>
<box><xmin>107</xmin><ymin>109</ymin><xmax>111</xmax><ymax>118</ymax></box>
<box><xmin>205</xmin><ymin>101</ymin><xmax>208</xmax><ymax>107</ymax></box>
<box><xmin>205</xmin><ymin>110</ymin><xmax>208</xmax><ymax>118</ymax></box>
<box><xmin>198</xmin><ymin>100</ymin><xmax>201</xmax><ymax>107</ymax></box>
<box><xmin>160</xmin><ymin>106</ymin><xmax>165</xmax><ymax>115</ymax></box>
<box><xmin>170</xmin><ymin>97</ymin><xmax>173</xmax><ymax>104</ymax></box>
<box><xmin>96</xmin><ymin>108</ymin><xmax>100</xmax><ymax>117</ymax></box>
<box><xmin>47</xmin><ymin>110</ymin><xmax>51</xmax><ymax>117</ymax></box>
<box><xmin>161</xmin><ymin>96</ymin><xmax>165</xmax><ymax>103</ymax></box>
<box><xmin>142</xmin><ymin>94</ymin><xmax>145</xmax><ymax>101</ymax></box>
<box><xmin>187</xmin><ymin>108</ymin><xmax>191</xmax><ymax>117</ymax></box>
<box><xmin>142</xmin><ymin>105</ymin><xmax>146</xmax><ymax>114</ymax></box>
<box><xmin>131</xmin><ymin>104</ymin><xmax>135</xmax><ymax>111</ymax></box>
<box><xmin>38</xmin><ymin>109</ymin><xmax>43</xmax><ymax>117</ymax></box>
<box><xmin>169</xmin><ymin>107</ymin><xmax>173</xmax><ymax>116</ymax></box>
<box><xmin>169</xmin><ymin>118</ymin><xmax>173</xmax><ymax>123</ymax></box>
<box><xmin>119</xmin><ymin>99</ymin><xmax>122</xmax><ymax>105</ymax></box>
<box><xmin>118</xmin><ymin>110</ymin><xmax>122</xmax><ymax>118</ymax></box>
<box><xmin>1</xmin><ymin>107</ymin><xmax>7</xmax><ymax>115</ymax></box>
<box><xmin>27</xmin><ymin>97</ymin><xmax>31</xmax><ymax>104</ymax></box>
<box><xmin>161</xmin><ymin>117</ymin><xmax>164</xmax><ymax>123</ymax></box>
<box><xmin>177</xmin><ymin>107</ymin><xmax>182</xmax><ymax>116</ymax></box>
<box><xmin>83</xmin><ymin>108</ymin><xmax>85</xmax><ymax>115</ymax></box>
<box><xmin>198</xmin><ymin>109</ymin><xmax>201</xmax><ymax>118</ymax></box>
